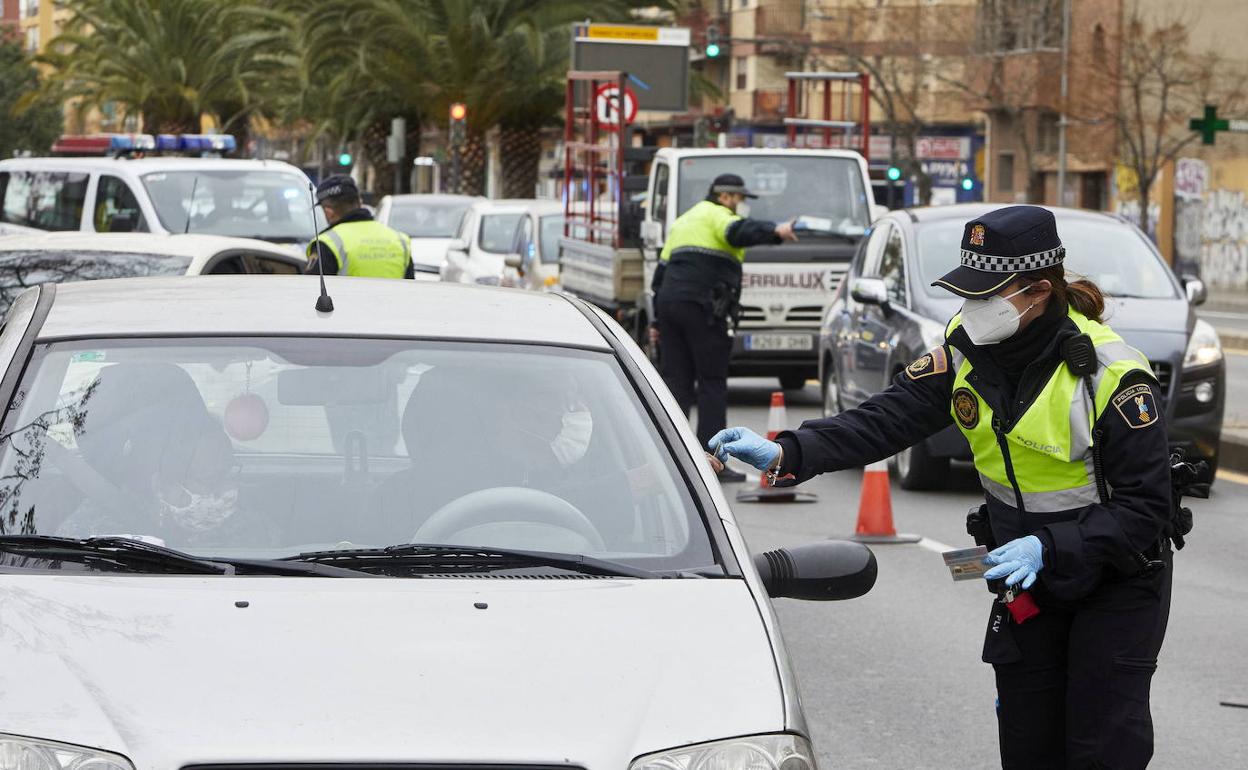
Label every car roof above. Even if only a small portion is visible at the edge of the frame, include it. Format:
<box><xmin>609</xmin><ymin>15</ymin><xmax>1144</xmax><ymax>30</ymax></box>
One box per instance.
<box><xmin>654</xmin><ymin>147</ymin><xmax>866</xmax><ymax>161</ymax></box>
<box><xmin>382</xmin><ymin>194</ymin><xmax>482</xmax><ymax>204</ymax></box>
<box><xmin>469</xmin><ymin>199</ymin><xmax>564</xmax><ymax>215</ymax></box>
<box><xmin>35</xmin><ymin>276</ymin><xmax>609</xmax><ymax>349</ymax></box>
<box><xmin>0</xmin><ymin>156</ymin><xmax>307</xmax><ymax>176</ymax></box>
<box><xmin>894</xmin><ymin>203</ymin><xmax>1127</xmax><ymax>226</ymax></box>
<box><xmin>0</xmin><ymin>232</ymin><xmax>302</xmax><ymax>261</ymax></box>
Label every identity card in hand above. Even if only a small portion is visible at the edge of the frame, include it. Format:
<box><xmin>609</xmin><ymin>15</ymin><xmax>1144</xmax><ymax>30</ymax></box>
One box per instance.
<box><xmin>942</xmin><ymin>545</ymin><xmax>989</xmax><ymax>582</ymax></box>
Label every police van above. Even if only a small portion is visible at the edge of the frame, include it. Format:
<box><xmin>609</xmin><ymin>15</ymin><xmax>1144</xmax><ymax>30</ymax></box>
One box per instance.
<box><xmin>0</xmin><ymin>134</ymin><xmax>321</xmax><ymax>247</ymax></box>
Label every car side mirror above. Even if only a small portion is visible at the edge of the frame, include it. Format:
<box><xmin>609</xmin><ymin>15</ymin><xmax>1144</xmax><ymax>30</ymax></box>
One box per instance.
<box><xmin>504</xmin><ymin>253</ymin><xmax>523</xmax><ymax>270</ymax></box>
<box><xmin>1181</xmin><ymin>275</ymin><xmax>1206</xmax><ymax>306</ymax></box>
<box><xmin>640</xmin><ymin>219</ymin><xmax>662</xmax><ymax>249</ymax></box>
<box><xmin>850</xmin><ymin>277</ymin><xmax>890</xmax><ymax>309</ymax></box>
<box><xmin>447</xmin><ymin>238</ymin><xmax>468</xmax><ymax>253</ymax></box>
<box><xmin>753</xmin><ymin>541</ymin><xmax>878</xmax><ymax>601</ymax></box>
<box><xmin>108</xmin><ymin>210</ymin><xmax>139</xmax><ymax>233</ymax></box>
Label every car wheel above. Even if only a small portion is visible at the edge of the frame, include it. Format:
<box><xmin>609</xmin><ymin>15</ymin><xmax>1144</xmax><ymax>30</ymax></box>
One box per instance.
<box><xmin>891</xmin><ymin>440</ymin><xmax>949</xmax><ymax>491</ymax></box>
<box><xmin>780</xmin><ymin>374</ymin><xmax>808</xmax><ymax>391</ymax></box>
<box><xmin>821</xmin><ymin>365</ymin><xmax>842</xmax><ymax>418</ymax></box>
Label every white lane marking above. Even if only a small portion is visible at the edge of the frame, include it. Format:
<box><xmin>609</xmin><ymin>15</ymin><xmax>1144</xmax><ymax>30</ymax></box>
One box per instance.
<box><xmin>1224</xmin><ymin>348</ymin><xmax>1248</xmax><ymax>357</ymax></box>
<box><xmin>1200</xmin><ymin>310</ymin><xmax>1248</xmax><ymax>320</ymax></box>
<box><xmin>918</xmin><ymin>536</ymin><xmax>956</xmax><ymax>553</ymax></box>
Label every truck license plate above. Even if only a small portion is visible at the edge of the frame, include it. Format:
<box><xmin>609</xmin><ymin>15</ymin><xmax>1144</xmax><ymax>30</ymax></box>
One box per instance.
<box><xmin>743</xmin><ymin>333</ymin><xmax>813</xmax><ymax>351</ymax></box>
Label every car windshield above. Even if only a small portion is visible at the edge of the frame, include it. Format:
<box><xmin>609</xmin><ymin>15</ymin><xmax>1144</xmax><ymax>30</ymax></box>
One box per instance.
<box><xmin>0</xmin><ymin>338</ymin><xmax>712</xmax><ymax>572</ymax></box>
<box><xmin>141</xmin><ymin>170</ymin><xmax>316</xmax><ymax>241</ymax></box>
<box><xmin>479</xmin><ymin>213</ymin><xmax>524</xmax><ymax>253</ymax></box>
<box><xmin>916</xmin><ymin>218</ymin><xmax>1181</xmax><ymax>299</ymax></box>
<box><xmin>386</xmin><ymin>199</ymin><xmax>471</xmax><ymax>238</ymax></box>
<box><xmin>0</xmin><ymin>250</ymin><xmax>192</xmax><ymax>313</ymax></box>
<box><xmin>676</xmin><ymin>155</ymin><xmax>871</xmax><ymax>235</ymax></box>
<box><xmin>539</xmin><ymin>215</ymin><xmax>563</xmax><ymax>264</ymax></box>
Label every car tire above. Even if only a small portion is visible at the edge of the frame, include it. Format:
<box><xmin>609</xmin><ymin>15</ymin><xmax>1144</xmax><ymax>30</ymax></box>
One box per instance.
<box><xmin>780</xmin><ymin>374</ymin><xmax>809</xmax><ymax>391</ymax></box>
<box><xmin>892</xmin><ymin>440</ymin><xmax>949</xmax><ymax>491</ymax></box>
<box><xmin>821</xmin><ymin>364</ymin><xmax>843</xmax><ymax>418</ymax></box>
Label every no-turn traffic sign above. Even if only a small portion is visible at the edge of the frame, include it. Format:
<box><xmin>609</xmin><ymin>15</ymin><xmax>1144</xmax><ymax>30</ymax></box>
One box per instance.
<box><xmin>594</xmin><ymin>84</ymin><xmax>639</xmax><ymax>130</ymax></box>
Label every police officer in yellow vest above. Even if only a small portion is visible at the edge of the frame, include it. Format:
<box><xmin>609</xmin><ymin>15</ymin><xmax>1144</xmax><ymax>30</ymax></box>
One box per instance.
<box><xmin>305</xmin><ymin>175</ymin><xmax>413</xmax><ymax>279</ymax></box>
<box><xmin>653</xmin><ymin>173</ymin><xmax>796</xmax><ymax>482</ymax></box>
<box><xmin>710</xmin><ymin>206</ymin><xmax>1176</xmax><ymax>768</ymax></box>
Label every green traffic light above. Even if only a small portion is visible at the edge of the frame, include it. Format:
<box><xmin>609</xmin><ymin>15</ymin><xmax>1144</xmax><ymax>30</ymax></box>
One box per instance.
<box><xmin>706</xmin><ymin>43</ymin><xmax>720</xmax><ymax>58</ymax></box>
<box><xmin>338</xmin><ymin>152</ymin><xmax>352</xmax><ymax>166</ymax></box>
<box><xmin>961</xmin><ymin>177</ymin><xmax>974</xmax><ymax>191</ymax></box>
<box><xmin>886</xmin><ymin>166</ymin><xmax>902</xmax><ymax>181</ymax></box>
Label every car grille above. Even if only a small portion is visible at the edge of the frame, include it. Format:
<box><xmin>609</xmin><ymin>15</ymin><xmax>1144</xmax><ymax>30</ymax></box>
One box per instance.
<box><xmin>1152</xmin><ymin>361</ymin><xmax>1172</xmax><ymax>399</ymax></box>
<box><xmin>786</xmin><ymin>305</ymin><xmax>824</xmax><ymax>323</ymax></box>
<box><xmin>740</xmin><ymin>305</ymin><xmax>766</xmax><ymax>323</ymax></box>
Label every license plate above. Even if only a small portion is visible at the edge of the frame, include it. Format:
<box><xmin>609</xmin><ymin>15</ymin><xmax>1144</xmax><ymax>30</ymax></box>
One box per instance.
<box><xmin>743</xmin><ymin>333</ymin><xmax>813</xmax><ymax>351</ymax></box>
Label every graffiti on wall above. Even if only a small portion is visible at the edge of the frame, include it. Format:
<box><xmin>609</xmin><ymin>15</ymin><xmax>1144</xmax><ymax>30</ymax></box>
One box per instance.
<box><xmin>1201</xmin><ymin>189</ymin><xmax>1248</xmax><ymax>289</ymax></box>
<box><xmin>1115</xmin><ymin>199</ymin><xmax>1161</xmax><ymax>241</ymax></box>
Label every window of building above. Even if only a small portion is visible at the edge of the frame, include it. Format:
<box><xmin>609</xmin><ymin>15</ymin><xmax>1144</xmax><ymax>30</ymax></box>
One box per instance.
<box><xmin>996</xmin><ymin>152</ymin><xmax>1016</xmax><ymax>193</ymax></box>
<box><xmin>1037</xmin><ymin>111</ymin><xmax>1060</xmax><ymax>154</ymax></box>
<box><xmin>19</xmin><ymin>0</ymin><xmax>40</xmax><ymax>20</ymax></box>
<box><xmin>1093</xmin><ymin>24</ymin><xmax>1106</xmax><ymax>65</ymax></box>
<box><xmin>978</xmin><ymin>0</ymin><xmax>1061</xmax><ymax>52</ymax></box>
<box><xmin>24</xmin><ymin>26</ymin><xmax>39</xmax><ymax>53</ymax></box>
<box><xmin>735</xmin><ymin>56</ymin><xmax>748</xmax><ymax>91</ymax></box>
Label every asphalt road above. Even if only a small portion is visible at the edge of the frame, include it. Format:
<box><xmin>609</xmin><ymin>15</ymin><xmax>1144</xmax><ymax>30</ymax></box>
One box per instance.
<box><xmin>721</xmin><ymin>378</ymin><xmax>1248</xmax><ymax>769</ymax></box>
<box><xmin>1226</xmin><ymin>349</ymin><xmax>1248</xmax><ymax>435</ymax></box>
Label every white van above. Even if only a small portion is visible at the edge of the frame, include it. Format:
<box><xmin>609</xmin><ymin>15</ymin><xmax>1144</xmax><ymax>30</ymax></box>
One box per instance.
<box><xmin>0</xmin><ymin>156</ymin><xmax>320</xmax><ymax>246</ymax></box>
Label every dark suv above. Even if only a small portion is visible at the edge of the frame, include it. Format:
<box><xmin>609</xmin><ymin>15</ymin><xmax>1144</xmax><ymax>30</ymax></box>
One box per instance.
<box><xmin>818</xmin><ymin>204</ymin><xmax>1224</xmax><ymax>488</ymax></box>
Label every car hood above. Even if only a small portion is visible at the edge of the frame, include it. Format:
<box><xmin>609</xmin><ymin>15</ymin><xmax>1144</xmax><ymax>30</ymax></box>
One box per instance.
<box><xmin>409</xmin><ymin>236</ymin><xmax>455</xmax><ymax>270</ymax></box>
<box><xmin>0</xmin><ymin>576</ymin><xmax>782</xmax><ymax>768</ymax></box>
<box><xmin>1102</xmin><ymin>297</ymin><xmax>1192</xmax><ymax>338</ymax></box>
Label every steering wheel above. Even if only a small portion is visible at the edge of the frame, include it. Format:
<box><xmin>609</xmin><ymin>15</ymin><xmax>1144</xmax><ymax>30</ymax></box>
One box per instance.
<box><xmin>413</xmin><ymin>487</ymin><xmax>606</xmax><ymax>551</ymax></box>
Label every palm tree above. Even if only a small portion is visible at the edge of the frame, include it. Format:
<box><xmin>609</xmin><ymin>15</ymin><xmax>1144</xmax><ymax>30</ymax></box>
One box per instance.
<box><xmin>42</xmin><ymin>0</ymin><xmax>290</xmax><ymax>138</ymax></box>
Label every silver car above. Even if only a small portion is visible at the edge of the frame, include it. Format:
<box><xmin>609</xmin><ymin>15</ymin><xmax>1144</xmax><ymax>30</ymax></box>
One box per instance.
<box><xmin>0</xmin><ymin>276</ymin><xmax>874</xmax><ymax>768</ymax></box>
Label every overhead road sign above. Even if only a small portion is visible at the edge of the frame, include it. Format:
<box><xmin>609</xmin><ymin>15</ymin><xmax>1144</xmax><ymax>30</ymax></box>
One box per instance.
<box><xmin>572</xmin><ymin>23</ymin><xmax>689</xmax><ymax>112</ymax></box>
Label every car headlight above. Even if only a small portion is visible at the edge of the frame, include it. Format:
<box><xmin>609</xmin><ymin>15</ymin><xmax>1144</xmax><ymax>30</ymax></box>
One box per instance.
<box><xmin>630</xmin><ymin>733</ymin><xmax>816</xmax><ymax>770</ymax></box>
<box><xmin>0</xmin><ymin>734</ymin><xmax>134</xmax><ymax>770</ymax></box>
<box><xmin>1183</xmin><ymin>319</ymin><xmax>1222</xmax><ymax>368</ymax></box>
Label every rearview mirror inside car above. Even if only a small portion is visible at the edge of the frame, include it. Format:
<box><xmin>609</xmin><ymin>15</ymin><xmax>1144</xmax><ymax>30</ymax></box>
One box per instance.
<box><xmin>753</xmin><ymin>540</ymin><xmax>877</xmax><ymax>601</ymax></box>
<box><xmin>850</xmin><ymin>277</ymin><xmax>889</xmax><ymax>307</ymax></box>
<box><xmin>1181</xmin><ymin>275</ymin><xmax>1207</xmax><ymax>306</ymax></box>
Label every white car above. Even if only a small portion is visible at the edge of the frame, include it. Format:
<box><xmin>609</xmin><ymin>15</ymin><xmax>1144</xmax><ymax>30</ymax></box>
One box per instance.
<box><xmin>375</xmin><ymin>193</ymin><xmax>481</xmax><ymax>275</ymax></box>
<box><xmin>0</xmin><ymin>276</ymin><xmax>875</xmax><ymax>769</ymax></box>
<box><xmin>442</xmin><ymin>198</ymin><xmax>564</xmax><ymax>290</ymax></box>
<box><xmin>0</xmin><ymin>232</ymin><xmax>307</xmax><ymax>312</ymax></box>
<box><xmin>0</xmin><ymin>154</ymin><xmax>321</xmax><ymax>246</ymax></box>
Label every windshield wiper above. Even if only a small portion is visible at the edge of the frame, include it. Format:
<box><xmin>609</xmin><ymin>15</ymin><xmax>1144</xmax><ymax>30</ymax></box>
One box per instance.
<box><xmin>283</xmin><ymin>543</ymin><xmax>660</xmax><ymax>579</ymax></box>
<box><xmin>0</xmin><ymin>535</ymin><xmax>365</xmax><ymax>577</ymax></box>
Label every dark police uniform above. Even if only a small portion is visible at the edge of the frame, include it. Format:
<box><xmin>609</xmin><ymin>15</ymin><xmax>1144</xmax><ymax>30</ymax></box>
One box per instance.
<box><xmin>654</xmin><ymin>174</ymin><xmax>784</xmax><ymax>449</ymax></box>
<box><xmin>773</xmin><ymin>207</ymin><xmax>1175</xmax><ymax>769</ymax></box>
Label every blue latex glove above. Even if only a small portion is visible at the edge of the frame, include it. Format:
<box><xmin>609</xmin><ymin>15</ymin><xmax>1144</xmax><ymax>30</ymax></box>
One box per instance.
<box><xmin>707</xmin><ymin>427</ymin><xmax>781</xmax><ymax>471</ymax></box>
<box><xmin>983</xmin><ymin>535</ymin><xmax>1044</xmax><ymax>589</ymax></box>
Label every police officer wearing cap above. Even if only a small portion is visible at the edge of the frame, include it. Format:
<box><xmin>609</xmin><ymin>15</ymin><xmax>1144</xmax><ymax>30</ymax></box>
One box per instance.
<box><xmin>653</xmin><ymin>173</ymin><xmax>798</xmax><ymax>482</ymax></box>
<box><xmin>709</xmin><ymin>206</ymin><xmax>1176</xmax><ymax>768</ymax></box>
<box><xmin>306</xmin><ymin>174</ymin><xmax>414</xmax><ymax>279</ymax></box>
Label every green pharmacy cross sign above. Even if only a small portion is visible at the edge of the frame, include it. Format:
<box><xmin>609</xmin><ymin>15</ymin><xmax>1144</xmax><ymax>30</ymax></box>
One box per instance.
<box><xmin>1190</xmin><ymin>104</ymin><xmax>1248</xmax><ymax>145</ymax></box>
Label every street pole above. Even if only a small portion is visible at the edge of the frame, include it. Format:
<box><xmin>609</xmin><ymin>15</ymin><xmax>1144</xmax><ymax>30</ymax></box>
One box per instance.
<box><xmin>1056</xmin><ymin>0</ymin><xmax>1071</xmax><ymax>207</ymax></box>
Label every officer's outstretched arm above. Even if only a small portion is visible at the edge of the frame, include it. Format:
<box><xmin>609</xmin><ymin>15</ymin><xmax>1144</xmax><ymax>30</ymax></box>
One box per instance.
<box><xmin>1034</xmin><ymin>371</ymin><xmax>1172</xmax><ymax>597</ymax></box>
<box><xmin>775</xmin><ymin>347</ymin><xmax>955</xmax><ymax>483</ymax></box>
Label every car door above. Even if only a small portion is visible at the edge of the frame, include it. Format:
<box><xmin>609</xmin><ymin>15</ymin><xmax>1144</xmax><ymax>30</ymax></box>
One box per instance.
<box><xmin>441</xmin><ymin>208</ymin><xmax>474</xmax><ymax>283</ymax></box>
<box><xmin>843</xmin><ymin>222</ymin><xmax>894</xmax><ymax>404</ymax></box>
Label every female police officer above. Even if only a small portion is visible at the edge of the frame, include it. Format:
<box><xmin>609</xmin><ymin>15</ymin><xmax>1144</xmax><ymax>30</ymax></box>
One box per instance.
<box><xmin>710</xmin><ymin>206</ymin><xmax>1175</xmax><ymax>769</ymax></box>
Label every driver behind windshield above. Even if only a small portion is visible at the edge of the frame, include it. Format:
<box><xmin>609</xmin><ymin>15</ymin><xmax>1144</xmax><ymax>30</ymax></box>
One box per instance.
<box><xmin>56</xmin><ymin>363</ymin><xmax>273</xmax><ymax>548</ymax></box>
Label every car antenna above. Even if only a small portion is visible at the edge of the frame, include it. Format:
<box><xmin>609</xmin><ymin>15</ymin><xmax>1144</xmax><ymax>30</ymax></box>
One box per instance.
<box><xmin>309</xmin><ymin>182</ymin><xmax>334</xmax><ymax>313</ymax></box>
<box><xmin>183</xmin><ymin>176</ymin><xmax>199</xmax><ymax>234</ymax></box>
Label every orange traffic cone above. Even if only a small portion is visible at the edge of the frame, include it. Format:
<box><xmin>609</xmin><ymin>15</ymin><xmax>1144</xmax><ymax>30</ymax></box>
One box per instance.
<box><xmin>847</xmin><ymin>459</ymin><xmax>920</xmax><ymax>543</ymax></box>
<box><xmin>736</xmin><ymin>392</ymin><xmax>816</xmax><ymax>504</ymax></box>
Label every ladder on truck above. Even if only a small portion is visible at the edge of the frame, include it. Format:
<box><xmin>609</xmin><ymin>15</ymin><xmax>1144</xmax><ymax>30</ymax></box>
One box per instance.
<box><xmin>784</xmin><ymin>71</ymin><xmax>871</xmax><ymax>159</ymax></box>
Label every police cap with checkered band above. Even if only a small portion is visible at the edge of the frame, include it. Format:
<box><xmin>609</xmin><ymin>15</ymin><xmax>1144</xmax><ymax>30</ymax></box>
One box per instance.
<box><xmin>933</xmin><ymin>205</ymin><xmax>1064</xmax><ymax>299</ymax></box>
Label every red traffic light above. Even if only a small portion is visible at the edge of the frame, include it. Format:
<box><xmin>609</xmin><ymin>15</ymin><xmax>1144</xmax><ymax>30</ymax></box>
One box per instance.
<box><xmin>449</xmin><ymin>103</ymin><xmax>467</xmax><ymax>122</ymax></box>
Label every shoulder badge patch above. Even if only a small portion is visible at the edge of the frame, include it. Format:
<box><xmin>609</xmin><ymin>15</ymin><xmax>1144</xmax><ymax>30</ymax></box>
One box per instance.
<box><xmin>905</xmin><ymin>346</ymin><xmax>948</xmax><ymax>381</ymax></box>
<box><xmin>1112</xmin><ymin>383</ymin><xmax>1158</xmax><ymax>429</ymax></box>
<box><xmin>953</xmin><ymin>387</ymin><xmax>980</xmax><ymax>429</ymax></box>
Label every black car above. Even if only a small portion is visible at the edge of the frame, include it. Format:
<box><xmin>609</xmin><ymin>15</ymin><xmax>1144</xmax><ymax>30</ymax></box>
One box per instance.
<box><xmin>819</xmin><ymin>204</ymin><xmax>1224</xmax><ymax>488</ymax></box>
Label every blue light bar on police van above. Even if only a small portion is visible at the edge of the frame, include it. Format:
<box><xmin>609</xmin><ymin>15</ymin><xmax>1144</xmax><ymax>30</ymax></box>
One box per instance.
<box><xmin>179</xmin><ymin>134</ymin><xmax>237</xmax><ymax>153</ymax></box>
<box><xmin>52</xmin><ymin>132</ymin><xmax>236</xmax><ymax>156</ymax></box>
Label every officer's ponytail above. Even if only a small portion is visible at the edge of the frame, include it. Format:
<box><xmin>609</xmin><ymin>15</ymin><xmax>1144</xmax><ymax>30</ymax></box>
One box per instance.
<box><xmin>1023</xmin><ymin>263</ymin><xmax>1105</xmax><ymax>323</ymax></box>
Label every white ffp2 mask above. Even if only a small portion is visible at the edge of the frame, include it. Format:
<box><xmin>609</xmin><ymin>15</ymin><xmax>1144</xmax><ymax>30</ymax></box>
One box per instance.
<box><xmin>960</xmin><ymin>286</ymin><xmax>1035</xmax><ymax>346</ymax></box>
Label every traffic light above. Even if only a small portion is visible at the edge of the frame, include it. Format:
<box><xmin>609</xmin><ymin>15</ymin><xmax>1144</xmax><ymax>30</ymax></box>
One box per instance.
<box><xmin>705</xmin><ymin>26</ymin><xmax>721</xmax><ymax>58</ymax></box>
<box><xmin>449</xmin><ymin>102</ymin><xmax>467</xmax><ymax>147</ymax></box>
<box><xmin>337</xmin><ymin>150</ymin><xmax>352</xmax><ymax>166</ymax></box>
<box><xmin>886</xmin><ymin>165</ymin><xmax>902</xmax><ymax>182</ymax></box>
<box><xmin>960</xmin><ymin>176</ymin><xmax>975</xmax><ymax>191</ymax></box>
